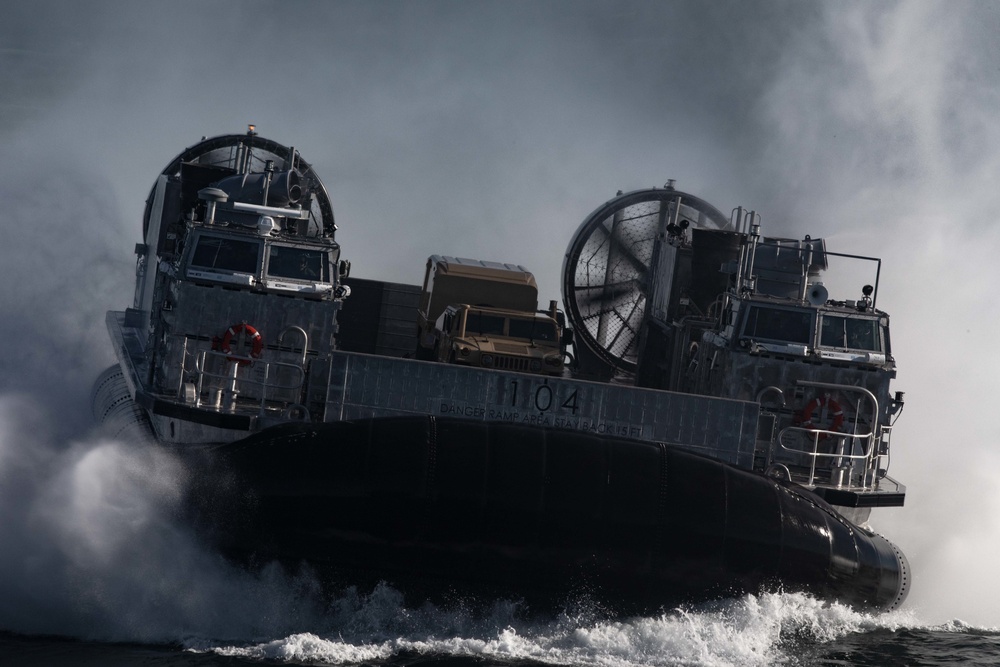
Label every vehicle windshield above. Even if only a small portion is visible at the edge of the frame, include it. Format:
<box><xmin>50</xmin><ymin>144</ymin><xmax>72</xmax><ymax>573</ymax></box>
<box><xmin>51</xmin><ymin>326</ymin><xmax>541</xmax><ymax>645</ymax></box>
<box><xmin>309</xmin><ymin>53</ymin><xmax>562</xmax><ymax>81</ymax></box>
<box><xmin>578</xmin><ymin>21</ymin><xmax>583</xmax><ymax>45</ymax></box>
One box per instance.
<box><xmin>742</xmin><ymin>305</ymin><xmax>813</xmax><ymax>344</ymax></box>
<box><xmin>267</xmin><ymin>246</ymin><xmax>328</xmax><ymax>282</ymax></box>
<box><xmin>465</xmin><ymin>311</ymin><xmax>505</xmax><ymax>336</ymax></box>
<box><xmin>508</xmin><ymin>318</ymin><xmax>557</xmax><ymax>342</ymax></box>
<box><xmin>190</xmin><ymin>235</ymin><xmax>261</xmax><ymax>274</ymax></box>
<box><xmin>820</xmin><ymin>315</ymin><xmax>882</xmax><ymax>351</ymax></box>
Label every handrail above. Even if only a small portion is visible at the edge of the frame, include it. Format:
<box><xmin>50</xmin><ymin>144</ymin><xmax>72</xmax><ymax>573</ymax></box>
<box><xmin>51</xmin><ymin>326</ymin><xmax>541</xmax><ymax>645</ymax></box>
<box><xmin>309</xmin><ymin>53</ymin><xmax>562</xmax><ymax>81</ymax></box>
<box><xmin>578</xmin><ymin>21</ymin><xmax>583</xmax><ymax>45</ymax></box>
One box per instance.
<box><xmin>756</xmin><ymin>385</ymin><xmax>785</xmax><ymax>407</ymax></box>
<box><xmin>193</xmin><ymin>349</ymin><xmax>305</xmax><ymax>414</ymax></box>
<box><xmin>778</xmin><ymin>425</ymin><xmax>876</xmax><ymax>489</ymax></box>
<box><xmin>776</xmin><ymin>380</ymin><xmax>882</xmax><ymax>490</ymax></box>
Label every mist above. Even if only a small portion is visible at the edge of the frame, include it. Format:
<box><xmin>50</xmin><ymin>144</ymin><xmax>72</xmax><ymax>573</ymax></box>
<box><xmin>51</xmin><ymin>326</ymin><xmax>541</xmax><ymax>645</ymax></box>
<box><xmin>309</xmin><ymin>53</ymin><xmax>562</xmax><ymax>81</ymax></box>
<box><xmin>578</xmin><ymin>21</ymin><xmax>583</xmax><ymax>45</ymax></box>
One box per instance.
<box><xmin>1</xmin><ymin>0</ymin><xmax>998</xmax><ymax>636</ymax></box>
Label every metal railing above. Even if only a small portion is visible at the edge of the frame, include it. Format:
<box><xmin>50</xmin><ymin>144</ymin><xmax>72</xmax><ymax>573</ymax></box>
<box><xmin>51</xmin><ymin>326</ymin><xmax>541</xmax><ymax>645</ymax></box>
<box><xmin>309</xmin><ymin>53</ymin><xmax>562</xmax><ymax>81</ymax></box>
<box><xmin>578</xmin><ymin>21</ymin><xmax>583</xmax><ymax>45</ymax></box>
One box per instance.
<box><xmin>190</xmin><ymin>349</ymin><xmax>306</xmax><ymax>416</ymax></box>
<box><xmin>775</xmin><ymin>380</ymin><xmax>883</xmax><ymax>490</ymax></box>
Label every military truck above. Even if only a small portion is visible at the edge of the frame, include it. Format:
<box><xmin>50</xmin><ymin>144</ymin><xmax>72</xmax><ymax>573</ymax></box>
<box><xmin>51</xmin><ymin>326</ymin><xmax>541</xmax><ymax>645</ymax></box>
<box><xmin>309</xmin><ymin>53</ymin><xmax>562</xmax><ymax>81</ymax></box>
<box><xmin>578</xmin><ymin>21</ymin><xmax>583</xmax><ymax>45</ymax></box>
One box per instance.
<box><xmin>432</xmin><ymin>301</ymin><xmax>566</xmax><ymax>374</ymax></box>
<box><xmin>416</xmin><ymin>255</ymin><xmax>569</xmax><ymax>374</ymax></box>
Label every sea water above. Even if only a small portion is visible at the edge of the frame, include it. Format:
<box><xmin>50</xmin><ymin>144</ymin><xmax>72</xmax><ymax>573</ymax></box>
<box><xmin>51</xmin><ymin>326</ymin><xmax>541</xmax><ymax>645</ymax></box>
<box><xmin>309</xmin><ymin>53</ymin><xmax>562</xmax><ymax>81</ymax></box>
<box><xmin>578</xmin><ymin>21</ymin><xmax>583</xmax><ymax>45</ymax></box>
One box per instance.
<box><xmin>1</xmin><ymin>588</ymin><xmax>999</xmax><ymax>666</ymax></box>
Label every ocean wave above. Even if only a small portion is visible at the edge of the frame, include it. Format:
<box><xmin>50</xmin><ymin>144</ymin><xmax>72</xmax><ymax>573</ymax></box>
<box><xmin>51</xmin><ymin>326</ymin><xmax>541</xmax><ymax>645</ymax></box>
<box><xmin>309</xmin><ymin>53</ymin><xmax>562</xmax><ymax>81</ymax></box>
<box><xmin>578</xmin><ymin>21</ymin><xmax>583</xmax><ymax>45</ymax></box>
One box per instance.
<box><xmin>194</xmin><ymin>587</ymin><xmax>951</xmax><ymax>667</ymax></box>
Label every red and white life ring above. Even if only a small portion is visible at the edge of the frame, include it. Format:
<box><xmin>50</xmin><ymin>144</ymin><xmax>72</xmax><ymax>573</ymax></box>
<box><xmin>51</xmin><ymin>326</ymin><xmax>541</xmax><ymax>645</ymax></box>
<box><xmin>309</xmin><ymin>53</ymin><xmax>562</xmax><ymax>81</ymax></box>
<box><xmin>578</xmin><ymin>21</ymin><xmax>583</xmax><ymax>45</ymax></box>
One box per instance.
<box><xmin>798</xmin><ymin>394</ymin><xmax>844</xmax><ymax>438</ymax></box>
<box><xmin>221</xmin><ymin>322</ymin><xmax>264</xmax><ymax>364</ymax></box>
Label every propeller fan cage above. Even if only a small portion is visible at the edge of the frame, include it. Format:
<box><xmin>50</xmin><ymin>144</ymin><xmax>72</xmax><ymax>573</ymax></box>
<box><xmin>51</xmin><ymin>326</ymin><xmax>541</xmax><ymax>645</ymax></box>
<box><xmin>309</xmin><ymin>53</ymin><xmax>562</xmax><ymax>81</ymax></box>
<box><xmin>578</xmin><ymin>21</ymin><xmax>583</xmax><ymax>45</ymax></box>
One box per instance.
<box><xmin>561</xmin><ymin>187</ymin><xmax>731</xmax><ymax>373</ymax></box>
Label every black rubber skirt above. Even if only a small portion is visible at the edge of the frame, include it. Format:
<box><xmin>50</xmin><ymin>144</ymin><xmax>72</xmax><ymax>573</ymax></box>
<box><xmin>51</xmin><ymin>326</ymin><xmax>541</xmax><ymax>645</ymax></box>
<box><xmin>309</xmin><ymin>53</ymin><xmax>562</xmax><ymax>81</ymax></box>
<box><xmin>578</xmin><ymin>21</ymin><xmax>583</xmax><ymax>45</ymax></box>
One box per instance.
<box><xmin>188</xmin><ymin>415</ymin><xmax>909</xmax><ymax>613</ymax></box>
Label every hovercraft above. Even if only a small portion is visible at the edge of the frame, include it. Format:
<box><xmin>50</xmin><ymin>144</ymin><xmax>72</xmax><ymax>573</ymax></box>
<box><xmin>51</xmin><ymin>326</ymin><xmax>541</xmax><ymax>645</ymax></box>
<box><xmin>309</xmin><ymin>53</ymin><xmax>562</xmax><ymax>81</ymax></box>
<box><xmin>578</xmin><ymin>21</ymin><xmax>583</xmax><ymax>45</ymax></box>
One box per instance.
<box><xmin>93</xmin><ymin>128</ymin><xmax>909</xmax><ymax>613</ymax></box>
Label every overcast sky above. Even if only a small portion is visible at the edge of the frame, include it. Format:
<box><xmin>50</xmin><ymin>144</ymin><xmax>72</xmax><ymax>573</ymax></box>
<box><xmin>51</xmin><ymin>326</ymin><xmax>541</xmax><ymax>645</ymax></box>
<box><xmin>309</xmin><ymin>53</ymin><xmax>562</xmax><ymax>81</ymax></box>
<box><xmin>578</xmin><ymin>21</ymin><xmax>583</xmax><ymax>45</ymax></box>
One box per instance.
<box><xmin>2</xmin><ymin>0</ymin><xmax>1000</xmax><ymax>626</ymax></box>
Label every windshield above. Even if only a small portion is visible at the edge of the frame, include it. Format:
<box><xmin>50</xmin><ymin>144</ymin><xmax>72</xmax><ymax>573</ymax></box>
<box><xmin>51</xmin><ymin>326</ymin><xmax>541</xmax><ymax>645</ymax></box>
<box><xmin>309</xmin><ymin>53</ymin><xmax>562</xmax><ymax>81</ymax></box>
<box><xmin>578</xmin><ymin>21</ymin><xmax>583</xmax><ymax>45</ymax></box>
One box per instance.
<box><xmin>267</xmin><ymin>246</ymin><xmax>328</xmax><ymax>282</ymax></box>
<box><xmin>508</xmin><ymin>318</ymin><xmax>557</xmax><ymax>342</ymax></box>
<box><xmin>742</xmin><ymin>305</ymin><xmax>813</xmax><ymax>345</ymax></box>
<box><xmin>820</xmin><ymin>315</ymin><xmax>882</xmax><ymax>351</ymax></box>
<box><xmin>190</xmin><ymin>235</ymin><xmax>261</xmax><ymax>274</ymax></box>
<box><xmin>465</xmin><ymin>311</ymin><xmax>505</xmax><ymax>336</ymax></box>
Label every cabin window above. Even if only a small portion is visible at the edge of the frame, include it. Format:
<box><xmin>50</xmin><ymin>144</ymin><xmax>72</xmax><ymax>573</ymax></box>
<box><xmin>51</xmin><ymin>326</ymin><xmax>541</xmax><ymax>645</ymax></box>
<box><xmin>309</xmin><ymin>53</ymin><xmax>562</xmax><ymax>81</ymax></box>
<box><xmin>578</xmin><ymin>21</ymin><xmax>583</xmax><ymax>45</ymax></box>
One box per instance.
<box><xmin>190</xmin><ymin>236</ymin><xmax>261</xmax><ymax>274</ymax></box>
<box><xmin>465</xmin><ymin>312</ymin><xmax>505</xmax><ymax>336</ymax></box>
<box><xmin>741</xmin><ymin>306</ymin><xmax>812</xmax><ymax>344</ymax></box>
<box><xmin>820</xmin><ymin>315</ymin><xmax>882</xmax><ymax>352</ymax></box>
<box><xmin>508</xmin><ymin>318</ymin><xmax>557</xmax><ymax>342</ymax></box>
<box><xmin>266</xmin><ymin>246</ymin><xmax>329</xmax><ymax>282</ymax></box>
